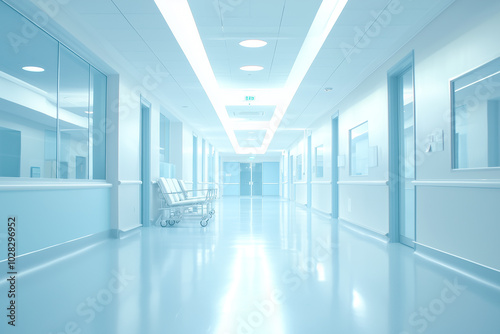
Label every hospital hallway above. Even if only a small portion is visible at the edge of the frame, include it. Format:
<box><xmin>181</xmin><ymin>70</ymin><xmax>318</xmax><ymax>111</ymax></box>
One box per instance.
<box><xmin>7</xmin><ymin>197</ymin><xmax>500</xmax><ymax>334</ymax></box>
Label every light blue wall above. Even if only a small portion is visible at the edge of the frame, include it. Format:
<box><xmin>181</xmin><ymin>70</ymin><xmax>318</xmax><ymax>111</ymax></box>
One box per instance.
<box><xmin>222</xmin><ymin>162</ymin><xmax>240</xmax><ymax>196</ymax></box>
<box><xmin>262</xmin><ymin>162</ymin><xmax>280</xmax><ymax>196</ymax></box>
<box><xmin>287</xmin><ymin>0</ymin><xmax>500</xmax><ymax>272</ymax></box>
<box><xmin>0</xmin><ymin>187</ymin><xmax>110</xmax><ymax>260</ymax></box>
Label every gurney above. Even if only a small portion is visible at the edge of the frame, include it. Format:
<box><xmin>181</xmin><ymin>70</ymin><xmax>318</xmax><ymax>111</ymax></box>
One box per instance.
<box><xmin>157</xmin><ymin>178</ymin><xmax>216</xmax><ymax>227</ymax></box>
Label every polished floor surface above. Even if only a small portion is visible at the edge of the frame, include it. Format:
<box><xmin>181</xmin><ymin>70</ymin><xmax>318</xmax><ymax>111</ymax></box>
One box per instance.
<box><xmin>3</xmin><ymin>197</ymin><xmax>500</xmax><ymax>334</ymax></box>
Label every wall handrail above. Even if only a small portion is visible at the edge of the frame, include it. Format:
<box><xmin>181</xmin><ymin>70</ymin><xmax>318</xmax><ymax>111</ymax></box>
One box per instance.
<box><xmin>338</xmin><ymin>180</ymin><xmax>389</xmax><ymax>186</ymax></box>
<box><xmin>412</xmin><ymin>180</ymin><xmax>500</xmax><ymax>189</ymax></box>
<box><xmin>118</xmin><ymin>180</ymin><xmax>143</xmax><ymax>186</ymax></box>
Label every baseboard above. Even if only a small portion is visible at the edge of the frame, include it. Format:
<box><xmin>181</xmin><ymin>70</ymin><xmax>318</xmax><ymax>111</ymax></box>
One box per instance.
<box><xmin>338</xmin><ymin>218</ymin><xmax>390</xmax><ymax>244</ymax></box>
<box><xmin>311</xmin><ymin>207</ymin><xmax>333</xmax><ymax>219</ymax></box>
<box><xmin>112</xmin><ymin>225</ymin><xmax>142</xmax><ymax>239</ymax></box>
<box><xmin>0</xmin><ymin>230</ymin><xmax>111</xmax><ymax>282</ymax></box>
<box><xmin>415</xmin><ymin>243</ymin><xmax>500</xmax><ymax>291</ymax></box>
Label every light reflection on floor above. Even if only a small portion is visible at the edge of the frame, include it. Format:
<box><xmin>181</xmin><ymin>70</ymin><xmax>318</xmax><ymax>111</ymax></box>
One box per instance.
<box><xmin>3</xmin><ymin>197</ymin><xmax>500</xmax><ymax>334</ymax></box>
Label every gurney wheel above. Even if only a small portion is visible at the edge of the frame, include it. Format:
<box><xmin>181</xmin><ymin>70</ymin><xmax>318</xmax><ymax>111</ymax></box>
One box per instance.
<box><xmin>210</xmin><ymin>209</ymin><xmax>215</xmax><ymax>215</ymax></box>
<box><xmin>160</xmin><ymin>220</ymin><xmax>168</xmax><ymax>228</ymax></box>
<box><xmin>168</xmin><ymin>220</ymin><xmax>176</xmax><ymax>226</ymax></box>
<box><xmin>200</xmin><ymin>218</ymin><xmax>209</xmax><ymax>227</ymax></box>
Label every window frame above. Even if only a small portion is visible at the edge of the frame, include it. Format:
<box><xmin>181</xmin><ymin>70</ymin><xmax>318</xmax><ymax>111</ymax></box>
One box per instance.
<box><xmin>349</xmin><ymin>121</ymin><xmax>369</xmax><ymax>177</ymax></box>
<box><xmin>0</xmin><ymin>2</ymin><xmax>108</xmax><ymax>183</ymax></box>
<box><xmin>315</xmin><ymin>144</ymin><xmax>324</xmax><ymax>178</ymax></box>
<box><xmin>450</xmin><ymin>56</ymin><xmax>500</xmax><ymax>171</ymax></box>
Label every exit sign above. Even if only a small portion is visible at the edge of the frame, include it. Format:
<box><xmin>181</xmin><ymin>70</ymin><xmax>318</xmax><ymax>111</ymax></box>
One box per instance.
<box><xmin>245</xmin><ymin>96</ymin><xmax>255</xmax><ymax>101</ymax></box>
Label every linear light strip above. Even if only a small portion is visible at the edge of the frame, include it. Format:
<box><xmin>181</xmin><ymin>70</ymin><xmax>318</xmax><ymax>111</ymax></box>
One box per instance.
<box><xmin>153</xmin><ymin>0</ymin><xmax>241</xmax><ymax>151</ymax></box>
<box><xmin>261</xmin><ymin>0</ymin><xmax>350</xmax><ymax>151</ymax></box>
<box><xmin>236</xmin><ymin>0</ymin><xmax>349</xmax><ymax>154</ymax></box>
<box><xmin>155</xmin><ymin>0</ymin><xmax>348</xmax><ymax>155</ymax></box>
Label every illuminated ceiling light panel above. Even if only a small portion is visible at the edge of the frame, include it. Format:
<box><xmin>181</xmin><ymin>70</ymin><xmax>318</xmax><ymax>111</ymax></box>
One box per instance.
<box><xmin>22</xmin><ymin>66</ymin><xmax>45</xmax><ymax>72</ymax></box>
<box><xmin>231</xmin><ymin>121</ymin><xmax>269</xmax><ymax>130</ymax></box>
<box><xmin>153</xmin><ymin>0</ymin><xmax>240</xmax><ymax>151</ymax></box>
<box><xmin>239</xmin><ymin>39</ymin><xmax>268</xmax><ymax>48</ymax></box>
<box><xmin>154</xmin><ymin>0</ymin><xmax>349</xmax><ymax>155</ymax></box>
<box><xmin>261</xmin><ymin>0</ymin><xmax>350</xmax><ymax>150</ymax></box>
<box><xmin>240</xmin><ymin>65</ymin><xmax>264</xmax><ymax>72</ymax></box>
<box><xmin>236</xmin><ymin>0</ymin><xmax>350</xmax><ymax>154</ymax></box>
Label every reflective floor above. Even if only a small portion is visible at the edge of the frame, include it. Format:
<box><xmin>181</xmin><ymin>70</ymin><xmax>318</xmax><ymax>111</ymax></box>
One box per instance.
<box><xmin>3</xmin><ymin>197</ymin><xmax>500</xmax><ymax>334</ymax></box>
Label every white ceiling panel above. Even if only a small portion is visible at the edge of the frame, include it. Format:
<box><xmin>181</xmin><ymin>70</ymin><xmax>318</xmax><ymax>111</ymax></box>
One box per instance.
<box><xmin>112</xmin><ymin>0</ymin><xmax>160</xmax><ymax>14</ymax></box>
<box><xmin>235</xmin><ymin>130</ymin><xmax>268</xmax><ymax>148</ymax></box>
<box><xmin>77</xmin><ymin>13</ymin><xmax>132</xmax><ymax>31</ymax></box>
<box><xmin>57</xmin><ymin>0</ymin><xmax>457</xmax><ymax>154</ymax></box>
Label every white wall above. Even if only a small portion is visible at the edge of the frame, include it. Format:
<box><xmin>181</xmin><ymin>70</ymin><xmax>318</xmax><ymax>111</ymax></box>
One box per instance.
<box><xmin>410</xmin><ymin>0</ymin><xmax>500</xmax><ymax>271</ymax></box>
<box><xmin>182</xmin><ymin>124</ymin><xmax>194</xmax><ymax>186</ymax></box>
<box><xmin>311</xmin><ymin>120</ymin><xmax>333</xmax><ymax>215</ymax></box>
<box><xmin>170</xmin><ymin>122</ymin><xmax>183</xmax><ymax>178</ymax></box>
<box><xmin>288</xmin><ymin>0</ymin><xmax>500</xmax><ymax>271</ymax></box>
<box><xmin>289</xmin><ymin>135</ymin><xmax>307</xmax><ymax>205</ymax></box>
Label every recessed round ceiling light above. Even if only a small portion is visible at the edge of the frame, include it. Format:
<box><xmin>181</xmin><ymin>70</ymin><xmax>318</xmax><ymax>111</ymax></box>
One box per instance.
<box><xmin>240</xmin><ymin>65</ymin><xmax>264</xmax><ymax>72</ymax></box>
<box><xmin>324</xmin><ymin>87</ymin><xmax>333</xmax><ymax>92</ymax></box>
<box><xmin>22</xmin><ymin>66</ymin><xmax>45</xmax><ymax>72</ymax></box>
<box><xmin>239</xmin><ymin>39</ymin><xmax>268</xmax><ymax>48</ymax></box>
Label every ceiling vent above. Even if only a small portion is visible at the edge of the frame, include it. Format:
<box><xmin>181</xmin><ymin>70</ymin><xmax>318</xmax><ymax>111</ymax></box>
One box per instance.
<box><xmin>232</xmin><ymin>111</ymin><xmax>265</xmax><ymax>118</ymax></box>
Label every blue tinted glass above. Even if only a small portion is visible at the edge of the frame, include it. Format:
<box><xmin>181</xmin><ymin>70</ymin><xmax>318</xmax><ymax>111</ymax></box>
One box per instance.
<box><xmin>91</xmin><ymin>67</ymin><xmax>106</xmax><ymax>180</ymax></box>
<box><xmin>58</xmin><ymin>46</ymin><xmax>90</xmax><ymax>179</ymax></box>
<box><xmin>453</xmin><ymin>57</ymin><xmax>500</xmax><ymax>169</ymax></box>
<box><xmin>350</xmin><ymin>122</ymin><xmax>369</xmax><ymax>176</ymax></box>
<box><xmin>0</xmin><ymin>2</ymin><xmax>58</xmax><ymax>178</ymax></box>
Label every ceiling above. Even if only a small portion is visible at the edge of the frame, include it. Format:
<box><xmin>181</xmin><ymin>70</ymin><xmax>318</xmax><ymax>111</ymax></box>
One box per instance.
<box><xmin>27</xmin><ymin>0</ymin><xmax>456</xmax><ymax>155</ymax></box>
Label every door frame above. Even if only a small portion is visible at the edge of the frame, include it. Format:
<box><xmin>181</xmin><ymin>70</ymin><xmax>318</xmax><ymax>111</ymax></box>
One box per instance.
<box><xmin>193</xmin><ymin>134</ymin><xmax>198</xmax><ymax>195</ymax></box>
<box><xmin>289</xmin><ymin>155</ymin><xmax>294</xmax><ymax>201</ymax></box>
<box><xmin>140</xmin><ymin>97</ymin><xmax>151</xmax><ymax>226</ymax></box>
<box><xmin>388</xmin><ymin>51</ymin><xmax>416</xmax><ymax>247</ymax></box>
<box><xmin>240</xmin><ymin>162</ymin><xmax>263</xmax><ymax>196</ymax></box>
<box><xmin>331</xmin><ymin>112</ymin><xmax>339</xmax><ymax>219</ymax></box>
<box><xmin>307</xmin><ymin>133</ymin><xmax>312</xmax><ymax>208</ymax></box>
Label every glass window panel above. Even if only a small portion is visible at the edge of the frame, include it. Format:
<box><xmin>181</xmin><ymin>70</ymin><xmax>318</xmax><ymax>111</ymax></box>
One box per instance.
<box><xmin>296</xmin><ymin>154</ymin><xmax>303</xmax><ymax>181</ymax></box>
<box><xmin>252</xmin><ymin>163</ymin><xmax>263</xmax><ymax>196</ymax></box>
<box><xmin>0</xmin><ymin>2</ymin><xmax>58</xmax><ymax>178</ymax></box>
<box><xmin>90</xmin><ymin>67</ymin><xmax>106</xmax><ymax>180</ymax></box>
<box><xmin>208</xmin><ymin>144</ymin><xmax>214</xmax><ymax>183</ymax></box>
<box><xmin>240</xmin><ymin>163</ymin><xmax>251</xmax><ymax>196</ymax></box>
<box><xmin>223</xmin><ymin>162</ymin><xmax>240</xmax><ymax>184</ymax></box>
<box><xmin>58</xmin><ymin>46</ymin><xmax>90</xmax><ymax>179</ymax></box>
<box><xmin>159</xmin><ymin>113</ymin><xmax>170</xmax><ymax>163</ymax></box>
<box><xmin>315</xmin><ymin>145</ymin><xmax>324</xmax><ymax>178</ymax></box>
<box><xmin>401</xmin><ymin>69</ymin><xmax>415</xmax><ymax>179</ymax></box>
<box><xmin>452</xmin><ymin>57</ymin><xmax>500</xmax><ymax>169</ymax></box>
<box><xmin>350</xmin><ymin>122</ymin><xmax>369</xmax><ymax>176</ymax></box>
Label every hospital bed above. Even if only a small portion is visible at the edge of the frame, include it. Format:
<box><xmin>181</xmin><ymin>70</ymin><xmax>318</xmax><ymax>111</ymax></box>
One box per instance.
<box><xmin>157</xmin><ymin>178</ymin><xmax>217</xmax><ymax>227</ymax></box>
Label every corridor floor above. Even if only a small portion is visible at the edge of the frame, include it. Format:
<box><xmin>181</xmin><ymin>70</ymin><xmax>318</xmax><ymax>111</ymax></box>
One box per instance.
<box><xmin>5</xmin><ymin>197</ymin><xmax>500</xmax><ymax>334</ymax></box>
